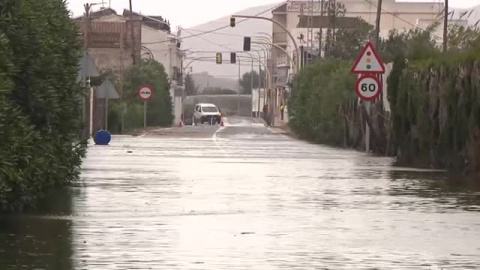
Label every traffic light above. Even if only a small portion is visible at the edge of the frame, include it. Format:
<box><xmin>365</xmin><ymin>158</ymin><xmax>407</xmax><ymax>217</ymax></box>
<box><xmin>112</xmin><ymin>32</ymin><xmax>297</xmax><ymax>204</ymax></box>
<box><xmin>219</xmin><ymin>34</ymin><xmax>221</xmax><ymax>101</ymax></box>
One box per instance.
<box><xmin>243</xmin><ymin>37</ymin><xmax>251</xmax><ymax>51</ymax></box>
<box><xmin>216</xmin><ymin>53</ymin><xmax>222</xmax><ymax>64</ymax></box>
<box><xmin>230</xmin><ymin>52</ymin><xmax>236</xmax><ymax>64</ymax></box>
<box><xmin>230</xmin><ymin>17</ymin><xmax>235</xmax><ymax>27</ymax></box>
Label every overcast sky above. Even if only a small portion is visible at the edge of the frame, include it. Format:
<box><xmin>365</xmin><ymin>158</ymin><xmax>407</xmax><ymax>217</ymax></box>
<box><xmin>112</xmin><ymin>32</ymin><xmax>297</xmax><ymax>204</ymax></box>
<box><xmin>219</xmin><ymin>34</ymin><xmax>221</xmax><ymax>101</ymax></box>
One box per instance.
<box><xmin>68</xmin><ymin>0</ymin><xmax>480</xmax><ymax>29</ymax></box>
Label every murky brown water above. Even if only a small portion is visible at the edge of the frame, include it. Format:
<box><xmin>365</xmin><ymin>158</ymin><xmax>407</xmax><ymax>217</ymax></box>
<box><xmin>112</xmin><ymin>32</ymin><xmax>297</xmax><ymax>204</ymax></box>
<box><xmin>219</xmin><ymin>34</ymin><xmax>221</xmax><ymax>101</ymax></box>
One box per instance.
<box><xmin>1</xmin><ymin>118</ymin><xmax>480</xmax><ymax>269</ymax></box>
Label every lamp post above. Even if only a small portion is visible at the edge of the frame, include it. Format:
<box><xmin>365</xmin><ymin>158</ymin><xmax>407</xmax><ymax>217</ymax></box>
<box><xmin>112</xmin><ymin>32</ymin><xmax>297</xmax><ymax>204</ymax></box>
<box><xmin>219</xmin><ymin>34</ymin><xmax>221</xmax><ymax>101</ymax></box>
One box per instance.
<box><xmin>252</xmin><ymin>40</ymin><xmax>297</xmax><ymax>74</ymax></box>
<box><xmin>231</xmin><ymin>15</ymin><xmax>300</xmax><ymax>72</ymax></box>
<box><xmin>252</xmin><ymin>45</ymin><xmax>269</xmax><ymax>110</ymax></box>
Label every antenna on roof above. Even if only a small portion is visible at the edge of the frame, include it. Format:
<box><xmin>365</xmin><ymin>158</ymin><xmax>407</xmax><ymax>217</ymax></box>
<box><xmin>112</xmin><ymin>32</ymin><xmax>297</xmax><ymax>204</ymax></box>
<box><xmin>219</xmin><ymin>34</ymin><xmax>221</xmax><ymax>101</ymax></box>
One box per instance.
<box><xmin>109</xmin><ymin>0</ymin><xmax>111</xmax><ymax>8</ymax></box>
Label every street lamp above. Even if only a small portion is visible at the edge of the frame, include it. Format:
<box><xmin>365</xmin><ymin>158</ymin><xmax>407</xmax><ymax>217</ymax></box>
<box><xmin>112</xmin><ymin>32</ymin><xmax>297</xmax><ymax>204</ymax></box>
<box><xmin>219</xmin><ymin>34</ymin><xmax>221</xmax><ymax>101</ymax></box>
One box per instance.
<box><xmin>238</xmin><ymin>54</ymin><xmax>272</xmax><ymax>120</ymax></box>
<box><xmin>231</xmin><ymin>15</ymin><xmax>300</xmax><ymax>71</ymax></box>
<box><xmin>252</xmin><ymin>40</ymin><xmax>297</xmax><ymax>74</ymax></box>
<box><xmin>257</xmin><ymin>32</ymin><xmax>272</xmax><ymax>38</ymax></box>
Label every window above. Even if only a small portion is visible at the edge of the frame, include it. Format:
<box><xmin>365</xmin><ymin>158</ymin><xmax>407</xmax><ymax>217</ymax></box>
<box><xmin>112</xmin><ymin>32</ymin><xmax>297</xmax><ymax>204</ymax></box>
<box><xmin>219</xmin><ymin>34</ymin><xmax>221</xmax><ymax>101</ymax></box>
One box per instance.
<box><xmin>202</xmin><ymin>106</ymin><xmax>218</xmax><ymax>113</ymax></box>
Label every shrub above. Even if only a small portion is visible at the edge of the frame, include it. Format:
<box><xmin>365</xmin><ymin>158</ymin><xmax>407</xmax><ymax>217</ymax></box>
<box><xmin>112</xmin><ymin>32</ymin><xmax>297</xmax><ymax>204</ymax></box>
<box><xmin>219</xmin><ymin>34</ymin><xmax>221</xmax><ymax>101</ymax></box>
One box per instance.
<box><xmin>0</xmin><ymin>0</ymin><xmax>86</xmax><ymax>211</ymax></box>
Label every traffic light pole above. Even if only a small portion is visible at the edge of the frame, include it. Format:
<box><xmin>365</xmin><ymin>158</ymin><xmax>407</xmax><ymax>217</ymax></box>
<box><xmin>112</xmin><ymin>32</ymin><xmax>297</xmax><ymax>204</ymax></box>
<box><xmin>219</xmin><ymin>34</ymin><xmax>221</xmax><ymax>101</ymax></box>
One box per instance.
<box><xmin>253</xmin><ymin>41</ymin><xmax>297</xmax><ymax>74</ymax></box>
<box><xmin>237</xmin><ymin>55</ymin><xmax>241</xmax><ymax>116</ymax></box>
<box><xmin>231</xmin><ymin>15</ymin><xmax>301</xmax><ymax>72</ymax></box>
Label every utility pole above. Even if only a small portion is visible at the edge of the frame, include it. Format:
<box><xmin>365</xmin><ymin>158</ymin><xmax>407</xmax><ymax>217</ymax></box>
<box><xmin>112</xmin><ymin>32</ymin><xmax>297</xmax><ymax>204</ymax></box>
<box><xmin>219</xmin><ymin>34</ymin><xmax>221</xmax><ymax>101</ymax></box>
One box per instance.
<box><xmin>307</xmin><ymin>0</ymin><xmax>314</xmax><ymax>66</ymax></box>
<box><xmin>443</xmin><ymin>0</ymin><xmax>448</xmax><ymax>52</ymax></box>
<box><xmin>83</xmin><ymin>4</ymin><xmax>91</xmax><ymax>138</ymax></box>
<box><xmin>258</xmin><ymin>59</ymin><xmax>262</xmax><ymax>117</ymax></box>
<box><xmin>129</xmin><ymin>0</ymin><xmax>136</xmax><ymax>65</ymax></box>
<box><xmin>364</xmin><ymin>0</ymin><xmax>383</xmax><ymax>154</ymax></box>
<box><xmin>237</xmin><ymin>55</ymin><xmax>241</xmax><ymax>116</ymax></box>
<box><xmin>319</xmin><ymin>0</ymin><xmax>324</xmax><ymax>60</ymax></box>
<box><xmin>374</xmin><ymin>0</ymin><xmax>382</xmax><ymax>47</ymax></box>
<box><xmin>250</xmin><ymin>59</ymin><xmax>254</xmax><ymax>97</ymax></box>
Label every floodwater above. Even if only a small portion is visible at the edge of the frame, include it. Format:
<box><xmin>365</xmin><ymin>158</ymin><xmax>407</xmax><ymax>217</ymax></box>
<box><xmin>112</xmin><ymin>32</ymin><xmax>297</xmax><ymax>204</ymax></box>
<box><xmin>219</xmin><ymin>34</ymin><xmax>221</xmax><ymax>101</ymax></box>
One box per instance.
<box><xmin>1</xmin><ymin>117</ymin><xmax>480</xmax><ymax>269</ymax></box>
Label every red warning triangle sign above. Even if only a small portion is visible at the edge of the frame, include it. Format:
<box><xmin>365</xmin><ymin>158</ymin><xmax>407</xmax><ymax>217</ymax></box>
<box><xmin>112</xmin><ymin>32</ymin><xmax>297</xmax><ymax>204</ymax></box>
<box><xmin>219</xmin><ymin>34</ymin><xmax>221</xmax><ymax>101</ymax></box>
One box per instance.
<box><xmin>351</xmin><ymin>41</ymin><xmax>385</xmax><ymax>74</ymax></box>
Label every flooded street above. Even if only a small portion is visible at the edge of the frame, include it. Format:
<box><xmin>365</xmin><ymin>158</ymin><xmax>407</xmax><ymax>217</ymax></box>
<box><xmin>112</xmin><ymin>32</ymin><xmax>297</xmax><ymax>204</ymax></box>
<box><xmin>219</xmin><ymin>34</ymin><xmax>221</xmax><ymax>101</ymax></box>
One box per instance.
<box><xmin>1</xmin><ymin>117</ymin><xmax>480</xmax><ymax>269</ymax></box>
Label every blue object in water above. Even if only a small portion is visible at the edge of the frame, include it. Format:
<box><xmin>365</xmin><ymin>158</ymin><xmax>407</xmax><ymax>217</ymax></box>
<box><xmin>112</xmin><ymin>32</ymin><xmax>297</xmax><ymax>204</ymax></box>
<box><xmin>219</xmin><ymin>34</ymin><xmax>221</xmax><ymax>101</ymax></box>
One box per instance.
<box><xmin>94</xmin><ymin>130</ymin><xmax>111</xmax><ymax>145</ymax></box>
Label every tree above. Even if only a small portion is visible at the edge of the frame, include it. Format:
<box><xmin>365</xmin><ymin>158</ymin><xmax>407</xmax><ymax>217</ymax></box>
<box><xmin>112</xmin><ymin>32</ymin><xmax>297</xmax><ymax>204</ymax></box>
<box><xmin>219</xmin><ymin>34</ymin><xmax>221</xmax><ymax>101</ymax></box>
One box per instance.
<box><xmin>328</xmin><ymin>18</ymin><xmax>374</xmax><ymax>60</ymax></box>
<box><xmin>323</xmin><ymin>1</ymin><xmax>347</xmax><ymax>58</ymax></box>
<box><xmin>239</xmin><ymin>70</ymin><xmax>266</xmax><ymax>94</ymax></box>
<box><xmin>123</xmin><ymin>59</ymin><xmax>173</xmax><ymax>127</ymax></box>
<box><xmin>379</xmin><ymin>24</ymin><xmax>440</xmax><ymax>63</ymax></box>
<box><xmin>315</xmin><ymin>2</ymin><xmax>374</xmax><ymax>61</ymax></box>
<box><xmin>184</xmin><ymin>74</ymin><xmax>198</xmax><ymax>96</ymax></box>
<box><xmin>0</xmin><ymin>0</ymin><xmax>86</xmax><ymax>210</ymax></box>
<box><xmin>448</xmin><ymin>25</ymin><xmax>480</xmax><ymax>52</ymax></box>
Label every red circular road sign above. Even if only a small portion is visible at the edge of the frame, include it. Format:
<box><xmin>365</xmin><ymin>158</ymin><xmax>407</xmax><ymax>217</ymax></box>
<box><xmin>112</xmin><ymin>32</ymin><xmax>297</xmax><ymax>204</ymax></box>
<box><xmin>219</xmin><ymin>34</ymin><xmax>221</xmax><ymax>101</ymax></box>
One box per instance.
<box><xmin>355</xmin><ymin>75</ymin><xmax>382</xmax><ymax>101</ymax></box>
<box><xmin>138</xmin><ymin>85</ymin><xmax>154</xmax><ymax>101</ymax></box>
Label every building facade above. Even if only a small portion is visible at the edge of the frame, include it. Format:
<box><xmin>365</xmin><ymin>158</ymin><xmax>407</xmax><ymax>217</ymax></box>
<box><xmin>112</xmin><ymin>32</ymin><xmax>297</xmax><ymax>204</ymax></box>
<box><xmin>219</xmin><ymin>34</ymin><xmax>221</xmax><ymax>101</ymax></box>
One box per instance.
<box><xmin>75</xmin><ymin>8</ymin><xmax>185</xmax><ymax>127</ymax></box>
<box><xmin>270</xmin><ymin>0</ymin><xmax>467</xmax><ymax>123</ymax></box>
<box><xmin>273</xmin><ymin>0</ymin><xmax>466</xmax><ymax>58</ymax></box>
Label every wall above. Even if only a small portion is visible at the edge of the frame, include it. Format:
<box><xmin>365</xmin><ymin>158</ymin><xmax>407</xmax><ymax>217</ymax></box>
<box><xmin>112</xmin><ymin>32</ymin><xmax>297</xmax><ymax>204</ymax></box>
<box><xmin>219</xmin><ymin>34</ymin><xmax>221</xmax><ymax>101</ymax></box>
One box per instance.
<box><xmin>79</xmin><ymin>20</ymin><xmax>142</xmax><ymax>77</ymax></box>
<box><xmin>142</xmin><ymin>26</ymin><xmax>175</xmax><ymax>78</ymax></box>
<box><xmin>183</xmin><ymin>95</ymin><xmax>253</xmax><ymax>117</ymax></box>
<box><xmin>252</xmin><ymin>88</ymin><xmax>267</xmax><ymax>115</ymax></box>
<box><xmin>142</xmin><ymin>26</ymin><xmax>184</xmax><ymax>126</ymax></box>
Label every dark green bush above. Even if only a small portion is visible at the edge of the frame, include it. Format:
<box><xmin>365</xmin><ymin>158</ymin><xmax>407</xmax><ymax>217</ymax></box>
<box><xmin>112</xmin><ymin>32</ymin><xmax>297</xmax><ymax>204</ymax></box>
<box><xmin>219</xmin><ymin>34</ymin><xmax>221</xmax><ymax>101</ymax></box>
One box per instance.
<box><xmin>0</xmin><ymin>0</ymin><xmax>85</xmax><ymax>211</ymax></box>
<box><xmin>123</xmin><ymin>60</ymin><xmax>173</xmax><ymax>127</ymax></box>
<box><xmin>289</xmin><ymin>60</ymin><xmax>357</xmax><ymax>146</ymax></box>
<box><xmin>390</xmin><ymin>48</ymin><xmax>480</xmax><ymax>172</ymax></box>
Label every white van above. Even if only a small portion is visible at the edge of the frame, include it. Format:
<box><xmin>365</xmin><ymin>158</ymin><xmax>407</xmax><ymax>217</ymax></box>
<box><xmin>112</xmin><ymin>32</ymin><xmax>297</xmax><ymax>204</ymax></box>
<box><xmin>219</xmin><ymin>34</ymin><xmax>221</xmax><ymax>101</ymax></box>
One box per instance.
<box><xmin>193</xmin><ymin>103</ymin><xmax>222</xmax><ymax>125</ymax></box>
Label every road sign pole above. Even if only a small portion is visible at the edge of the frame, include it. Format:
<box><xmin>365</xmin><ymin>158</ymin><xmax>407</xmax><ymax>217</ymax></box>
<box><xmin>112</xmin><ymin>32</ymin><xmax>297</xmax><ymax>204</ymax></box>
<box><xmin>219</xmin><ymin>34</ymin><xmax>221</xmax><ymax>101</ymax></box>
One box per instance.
<box><xmin>351</xmin><ymin>41</ymin><xmax>385</xmax><ymax>154</ymax></box>
<box><xmin>144</xmin><ymin>101</ymin><xmax>147</xmax><ymax>128</ymax></box>
<box><xmin>137</xmin><ymin>85</ymin><xmax>153</xmax><ymax>129</ymax></box>
<box><xmin>365</xmin><ymin>101</ymin><xmax>370</xmax><ymax>153</ymax></box>
<box><xmin>89</xmin><ymin>86</ymin><xmax>94</xmax><ymax>137</ymax></box>
<box><xmin>105</xmin><ymin>98</ymin><xmax>109</xmax><ymax>130</ymax></box>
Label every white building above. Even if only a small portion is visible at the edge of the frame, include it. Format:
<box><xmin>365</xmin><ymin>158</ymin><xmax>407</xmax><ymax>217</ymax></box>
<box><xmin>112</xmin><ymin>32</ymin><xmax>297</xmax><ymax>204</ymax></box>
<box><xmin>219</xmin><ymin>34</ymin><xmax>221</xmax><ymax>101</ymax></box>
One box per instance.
<box><xmin>90</xmin><ymin>9</ymin><xmax>185</xmax><ymax>126</ymax></box>
<box><xmin>272</xmin><ymin>0</ymin><xmax>467</xmax><ymax>73</ymax></box>
<box><xmin>269</xmin><ymin>0</ymin><xmax>467</xmax><ymax>114</ymax></box>
<box><xmin>125</xmin><ymin>11</ymin><xmax>185</xmax><ymax>125</ymax></box>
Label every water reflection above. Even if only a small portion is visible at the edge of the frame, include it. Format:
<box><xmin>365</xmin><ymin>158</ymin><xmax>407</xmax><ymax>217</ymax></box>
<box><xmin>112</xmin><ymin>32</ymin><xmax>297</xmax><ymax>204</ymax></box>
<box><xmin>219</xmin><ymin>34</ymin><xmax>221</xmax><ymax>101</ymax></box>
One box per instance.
<box><xmin>388</xmin><ymin>170</ymin><xmax>480</xmax><ymax>211</ymax></box>
<box><xmin>0</xmin><ymin>189</ymin><xmax>74</xmax><ymax>270</ymax></box>
<box><xmin>1</xmin><ymin>122</ymin><xmax>480</xmax><ymax>269</ymax></box>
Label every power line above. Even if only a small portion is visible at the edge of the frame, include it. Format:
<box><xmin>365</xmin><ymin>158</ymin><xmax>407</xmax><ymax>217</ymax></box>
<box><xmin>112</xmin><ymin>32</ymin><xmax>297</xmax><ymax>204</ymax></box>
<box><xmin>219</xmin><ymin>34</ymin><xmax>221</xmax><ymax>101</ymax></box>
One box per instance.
<box><xmin>182</xmin><ymin>28</ymin><xmax>237</xmax><ymax>51</ymax></box>
<box><xmin>142</xmin><ymin>3</ymin><xmax>284</xmax><ymax>45</ymax></box>
<box><xmin>183</xmin><ymin>29</ymin><xmax>245</xmax><ymax>37</ymax></box>
<box><xmin>362</xmin><ymin>0</ymin><xmax>443</xmax><ymax>39</ymax></box>
<box><xmin>185</xmin><ymin>58</ymin><xmax>260</xmax><ymax>67</ymax></box>
<box><xmin>362</xmin><ymin>0</ymin><xmax>416</xmax><ymax>28</ymax></box>
<box><xmin>185</xmin><ymin>49</ymin><xmax>264</xmax><ymax>54</ymax></box>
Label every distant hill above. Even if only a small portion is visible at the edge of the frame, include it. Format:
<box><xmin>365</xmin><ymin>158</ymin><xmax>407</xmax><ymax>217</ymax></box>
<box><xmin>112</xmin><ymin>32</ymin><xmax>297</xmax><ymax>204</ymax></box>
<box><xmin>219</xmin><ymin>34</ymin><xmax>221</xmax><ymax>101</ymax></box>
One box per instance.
<box><xmin>182</xmin><ymin>1</ymin><xmax>480</xmax><ymax>78</ymax></box>
<box><xmin>453</xmin><ymin>4</ymin><xmax>480</xmax><ymax>26</ymax></box>
<box><xmin>181</xmin><ymin>2</ymin><xmax>280</xmax><ymax>77</ymax></box>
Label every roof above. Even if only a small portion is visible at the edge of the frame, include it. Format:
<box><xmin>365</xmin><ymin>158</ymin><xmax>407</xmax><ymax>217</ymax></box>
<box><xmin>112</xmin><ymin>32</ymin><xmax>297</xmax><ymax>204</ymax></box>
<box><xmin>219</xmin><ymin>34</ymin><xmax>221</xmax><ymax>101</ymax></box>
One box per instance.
<box><xmin>123</xmin><ymin>9</ymin><xmax>171</xmax><ymax>33</ymax></box>
<box><xmin>272</xmin><ymin>3</ymin><xmax>287</xmax><ymax>13</ymax></box>
<box><xmin>72</xmin><ymin>7</ymin><xmax>117</xmax><ymax>22</ymax></box>
<box><xmin>196</xmin><ymin>103</ymin><xmax>218</xmax><ymax>107</ymax></box>
<box><xmin>72</xmin><ymin>7</ymin><xmax>171</xmax><ymax>33</ymax></box>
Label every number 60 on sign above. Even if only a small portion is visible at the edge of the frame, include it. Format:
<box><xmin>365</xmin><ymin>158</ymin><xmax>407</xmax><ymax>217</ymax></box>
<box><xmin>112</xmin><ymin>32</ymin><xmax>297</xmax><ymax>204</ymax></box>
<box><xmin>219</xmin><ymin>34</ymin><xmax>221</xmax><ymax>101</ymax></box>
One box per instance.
<box><xmin>355</xmin><ymin>74</ymin><xmax>382</xmax><ymax>101</ymax></box>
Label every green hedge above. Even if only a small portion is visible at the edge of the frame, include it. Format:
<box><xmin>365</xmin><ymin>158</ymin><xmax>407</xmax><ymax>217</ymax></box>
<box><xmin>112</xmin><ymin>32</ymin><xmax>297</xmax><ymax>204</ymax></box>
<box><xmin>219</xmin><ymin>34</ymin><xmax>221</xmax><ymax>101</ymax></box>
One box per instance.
<box><xmin>123</xmin><ymin>60</ymin><xmax>173</xmax><ymax>127</ymax></box>
<box><xmin>389</xmin><ymin>49</ymin><xmax>480</xmax><ymax>172</ymax></box>
<box><xmin>0</xmin><ymin>0</ymin><xmax>85</xmax><ymax>211</ymax></box>
<box><xmin>289</xmin><ymin>60</ymin><xmax>357</xmax><ymax>146</ymax></box>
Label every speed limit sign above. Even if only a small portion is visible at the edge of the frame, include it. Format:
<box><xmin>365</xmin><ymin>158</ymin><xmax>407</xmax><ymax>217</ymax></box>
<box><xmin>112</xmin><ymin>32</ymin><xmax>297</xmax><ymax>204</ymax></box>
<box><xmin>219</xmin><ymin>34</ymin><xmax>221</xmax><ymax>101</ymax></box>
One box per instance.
<box><xmin>355</xmin><ymin>74</ymin><xmax>382</xmax><ymax>101</ymax></box>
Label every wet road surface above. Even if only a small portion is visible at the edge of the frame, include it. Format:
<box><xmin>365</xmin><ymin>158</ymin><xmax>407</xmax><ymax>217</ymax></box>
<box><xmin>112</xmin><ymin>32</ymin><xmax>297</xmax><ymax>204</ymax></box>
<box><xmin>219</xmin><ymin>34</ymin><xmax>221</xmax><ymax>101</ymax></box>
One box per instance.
<box><xmin>1</xmin><ymin>117</ymin><xmax>480</xmax><ymax>269</ymax></box>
